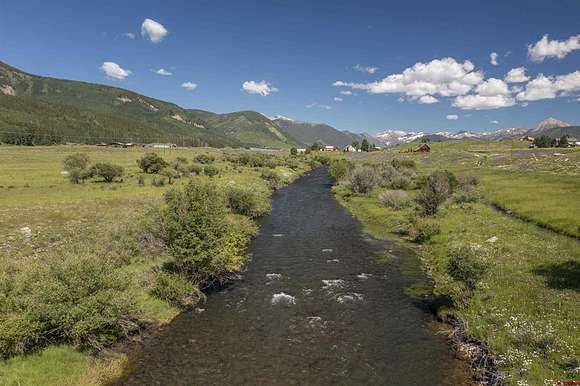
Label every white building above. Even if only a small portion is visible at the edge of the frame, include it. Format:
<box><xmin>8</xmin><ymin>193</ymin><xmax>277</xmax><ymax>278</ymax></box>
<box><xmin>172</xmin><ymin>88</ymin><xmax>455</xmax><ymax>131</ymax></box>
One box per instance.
<box><xmin>324</xmin><ymin>145</ymin><xmax>335</xmax><ymax>151</ymax></box>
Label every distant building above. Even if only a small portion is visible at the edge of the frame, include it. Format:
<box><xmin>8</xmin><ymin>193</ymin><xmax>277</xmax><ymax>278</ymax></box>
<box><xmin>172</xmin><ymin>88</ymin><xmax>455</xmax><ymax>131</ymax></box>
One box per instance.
<box><xmin>520</xmin><ymin>136</ymin><xmax>534</xmax><ymax>142</ymax></box>
<box><xmin>145</xmin><ymin>143</ymin><xmax>176</xmax><ymax>149</ymax></box>
<box><xmin>324</xmin><ymin>145</ymin><xmax>336</xmax><ymax>151</ymax></box>
<box><xmin>567</xmin><ymin>137</ymin><xmax>578</xmax><ymax>147</ymax></box>
<box><xmin>414</xmin><ymin>144</ymin><xmax>431</xmax><ymax>153</ymax></box>
<box><xmin>343</xmin><ymin>145</ymin><xmax>357</xmax><ymax>152</ymax></box>
<box><xmin>296</xmin><ymin>148</ymin><xmax>307</xmax><ymax>154</ymax></box>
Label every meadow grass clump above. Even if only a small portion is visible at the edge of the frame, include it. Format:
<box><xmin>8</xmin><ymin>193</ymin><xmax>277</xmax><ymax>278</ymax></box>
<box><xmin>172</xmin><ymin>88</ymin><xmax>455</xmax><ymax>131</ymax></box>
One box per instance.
<box><xmin>329</xmin><ymin>158</ymin><xmax>354</xmax><ymax>181</ymax></box>
<box><xmin>260</xmin><ymin>169</ymin><xmax>283</xmax><ymax>189</ymax></box>
<box><xmin>0</xmin><ymin>253</ymin><xmax>138</xmax><ymax>358</ymax></box>
<box><xmin>187</xmin><ymin>163</ymin><xmax>203</xmax><ymax>175</ymax></box>
<box><xmin>137</xmin><ymin>152</ymin><xmax>168</xmax><ymax>174</ymax></box>
<box><xmin>388</xmin><ymin>174</ymin><xmax>412</xmax><ymax>190</ymax></box>
<box><xmin>346</xmin><ymin>166</ymin><xmax>379</xmax><ymax>194</ymax></box>
<box><xmin>378</xmin><ymin>190</ymin><xmax>410</xmax><ymax>209</ymax></box>
<box><xmin>225</xmin><ymin>184</ymin><xmax>271</xmax><ymax>218</ymax></box>
<box><xmin>193</xmin><ymin>154</ymin><xmax>215</xmax><ymax>164</ymax></box>
<box><xmin>151</xmin><ymin>176</ymin><xmax>166</xmax><ymax>186</ymax></box>
<box><xmin>403</xmin><ymin>217</ymin><xmax>441</xmax><ymax>243</ymax></box>
<box><xmin>203</xmin><ymin>164</ymin><xmax>219</xmax><ymax>178</ymax></box>
<box><xmin>447</xmin><ymin>243</ymin><xmax>492</xmax><ymax>292</ymax></box>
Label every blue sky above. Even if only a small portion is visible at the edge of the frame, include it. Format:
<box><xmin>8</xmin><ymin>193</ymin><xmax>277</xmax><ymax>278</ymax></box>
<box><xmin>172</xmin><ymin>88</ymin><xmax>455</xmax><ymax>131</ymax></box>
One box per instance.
<box><xmin>1</xmin><ymin>0</ymin><xmax>579</xmax><ymax>133</ymax></box>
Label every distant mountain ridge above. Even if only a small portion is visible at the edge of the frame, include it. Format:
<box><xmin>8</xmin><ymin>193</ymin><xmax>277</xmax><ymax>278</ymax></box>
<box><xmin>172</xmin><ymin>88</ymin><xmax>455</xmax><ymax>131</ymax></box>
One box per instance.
<box><xmin>271</xmin><ymin>116</ymin><xmax>364</xmax><ymax>147</ymax></box>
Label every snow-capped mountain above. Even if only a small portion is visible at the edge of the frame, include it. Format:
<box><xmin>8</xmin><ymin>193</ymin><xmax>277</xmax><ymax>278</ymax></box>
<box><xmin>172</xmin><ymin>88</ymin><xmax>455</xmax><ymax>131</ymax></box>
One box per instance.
<box><xmin>370</xmin><ymin>127</ymin><xmax>530</xmax><ymax>146</ymax></box>
<box><xmin>531</xmin><ymin>118</ymin><xmax>571</xmax><ymax>133</ymax></box>
<box><xmin>373</xmin><ymin>130</ymin><xmax>426</xmax><ymax>146</ymax></box>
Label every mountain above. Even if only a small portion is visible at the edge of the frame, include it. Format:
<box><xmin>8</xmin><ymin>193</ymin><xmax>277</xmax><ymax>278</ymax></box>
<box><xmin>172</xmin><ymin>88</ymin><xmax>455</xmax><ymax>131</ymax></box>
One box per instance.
<box><xmin>532</xmin><ymin>118</ymin><xmax>571</xmax><ymax>133</ymax></box>
<box><xmin>271</xmin><ymin>116</ymin><xmax>363</xmax><ymax>147</ymax></box>
<box><xmin>0</xmin><ymin>60</ymin><xmax>294</xmax><ymax>148</ymax></box>
<box><xmin>539</xmin><ymin>126</ymin><xmax>580</xmax><ymax>139</ymax></box>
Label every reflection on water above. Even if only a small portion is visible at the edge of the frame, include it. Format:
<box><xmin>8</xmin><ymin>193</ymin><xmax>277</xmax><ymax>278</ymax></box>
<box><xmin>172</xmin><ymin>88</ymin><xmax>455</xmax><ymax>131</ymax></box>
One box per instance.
<box><xmin>116</xmin><ymin>167</ymin><xmax>469</xmax><ymax>386</ymax></box>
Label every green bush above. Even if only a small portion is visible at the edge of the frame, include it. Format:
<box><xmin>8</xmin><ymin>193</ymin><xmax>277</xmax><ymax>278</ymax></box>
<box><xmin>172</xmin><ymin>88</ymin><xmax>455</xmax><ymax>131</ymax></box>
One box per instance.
<box><xmin>151</xmin><ymin>271</ymin><xmax>200</xmax><ymax>309</ymax></box>
<box><xmin>290</xmin><ymin>147</ymin><xmax>298</xmax><ymax>156</ymax></box>
<box><xmin>228</xmin><ymin>153</ymin><xmax>279</xmax><ymax>168</ymax></box>
<box><xmin>416</xmin><ymin>170</ymin><xmax>456</xmax><ymax>215</ymax></box>
<box><xmin>225</xmin><ymin>184</ymin><xmax>271</xmax><ymax>218</ymax></box>
<box><xmin>388</xmin><ymin>175</ymin><xmax>412</xmax><ymax>190</ymax></box>
<box><xmin>203</xmin><ymin>165</ymin><xmax>219</xmax><ymax>178</ymax></box>
<box><xmin>391</xmin><ymin>158</ymin><xmax>416</xmax><ymax>170</ymax></box>
<box><xmin>405</xmin><ymin>217</ymin><xmax>440</xmax><ymax>243</ymax></box>
<box><xmin>378</xmin><ymin>190</ymin><xmax>410</xmax><ymax>209</ymax></box>
<box><xmin>152</xmin><ymin>176</ymin><xmax>166</xmax><ymax>186</ymax></box>
<box><xmin>313</xmin><ymin>154</ymin><xmax>330</xmax><ymax>165</ymax></box>
<box><xmin>0</xmin><ymin>254</ymin><xmax>138</xmax><ymax>358</ymax></box>
<box><xmin>187</xmin><ymin>164</ymin><xmax>203</xmax><ymax>175</ymax></box>
<box><xmin>260</xmin><ymin>169</ymin><xmax>283</xmax><ymax>189</ymax></box>
<box><xmin>159</xmin><ymin>180</ymin><xmax>250</xmax><ymax>284</ymax></box>
<box><xmin>454</xmin><ymin>184</ymin><xmax>481</xmax><ymax>203</ymax></box>
<box><xmin>160</xmin><ymin>168</ymin><xmax>179</xmax><ymax>184</ymax></box>
<box><xmin>137</xmin><ymin>153</ymin><xmax>168</xmax><ymax>174</ymax></box>
<box><xmin>346</xmin><ymin>166</ymin><xmax>379</xmax><ymax>194</ymax></box>
<box><xmin>447</xmin><ymin>244</ymin><xmax>492</xmax><ymax>291</ymax></box>
<box><xmin>90</xmin><ymin>162</ymin><xmax>124</xmax><ymax>183</ymax></box>
<box><xmin>193</xmin><ymin>154</ymin><xmax>215</xmax><ymax>164</ymax></box>
<box><xmin>172</xmin><ymin>157</ymin><xmax>190</xmax><ymax>175</ymax></box>
<box><xmin>67</xmin><ymin>168</ymin><xmax>92</xmax><ymax>184</ymax></box>
<box><xmin>63</xmin><ymin>153</ymin><xmax>90</xmax><ymax>172</ymax></box>
<box><xmin>329</xmin><ymin>159</ymin><xmax>354</xmax><ymax>181</ymax></box>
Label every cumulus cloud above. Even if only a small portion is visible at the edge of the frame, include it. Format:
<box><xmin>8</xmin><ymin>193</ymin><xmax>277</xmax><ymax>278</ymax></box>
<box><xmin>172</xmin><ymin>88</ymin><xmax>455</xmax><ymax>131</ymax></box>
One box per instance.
<box><xmin>353</xmin><ymin>64</ymin><xmax>378</xmax><ymax>74</ymax></box>
<box><xmin>181</xmin><ymin>82</ymin><xmax>198</xmax><ymax>90</ymax></box>
<box><xmin>334</xmin><ymin>57</ymin><xmax>484</xmax><ymax>100</ymax></box>
<box><xmin>418</xmin><ymin>95</ymin><xmax>438</xmax><ymax>104</ymax></box>
<box><xmin>490</xmin><ymin>52</ymin><xmax>499</xmax><ymax>66</ymax></box>
<box><xmin>516</xmin><ymin>71</ymin><xmax>580</xmax><ymax>101</ymax></box>
<box><xmin>446</xmin><ymin>114</ymin><xmax>459</xmax><ymax>120</ymax></box>
<box><xmin>141</xmin><ymin>18</ymin><xmax>168</xmax><ymax>43</ymax></box>
<box><xmin>100</xmin><ymin>62</ymin><xmax>131</xmax><ymax>80</ymax></box>
<box><xmin>528</xmin><ymin>34</ymin><xmax>580</xmax><ymax>62</ymax></box>
<box><xmin>154</xmin><ymin>68</ymin><xmax>172</xmax><ymax>76</ymax></box>
<box><xmin>453</xmin><ymin>94</ymin><xmax>515</xmax><ymax>110</ymax></box>
<box><xmin>334</xmin><ymin>97</ymin><xmax>343</xmax><ymax>102</ymax></box>
<box><xmin>306</xmin><ymin>102</ymin><xmax>331</xmax><ymax>110</ymax></box>
<box><xmin>124</xmin><ymin>32</ymin><xmax>135</xmax><ymax>39</ymax></box>
<box><xmin>475</xmin><ymin>78</ymin><xmax>510</xmax><ymax>96</ymax></box>
<box><xmin>242</xmin><ymin>80</ymin><xmax>278</xmax><ymax>96</ymax></box>
<box><xmin>340</xmin><ymin>90</ymin><xmax>353</xmax><ymax>95</ymax></box>
<box><xmin>505</xmin><ymin>67</ymin><xmax>529</xmax><ymax>83</ymax></box>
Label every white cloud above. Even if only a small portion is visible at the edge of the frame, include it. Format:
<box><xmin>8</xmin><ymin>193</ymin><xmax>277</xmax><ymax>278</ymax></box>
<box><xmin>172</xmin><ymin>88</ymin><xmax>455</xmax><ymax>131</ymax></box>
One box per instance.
<box><xmin>418</xmin><ymin>95</ymin><xmax>438</xmax><ymax>104</ymax></box>
<box><xmin>181</xmin><ymin>82</ymin><xmax>198</xmax><ymax>90</ymax></box>
<box><xmin>490</xmin><ymin>52</ymin><xmax>498</xmax><ymax>66</ymax></box>
<box><xmin>242</xmin><ymin>80</ymin><xmax>278</xmax><ymax>96</ymax></box>
<box><xmin>334</xmin><ymin>97</ymin><xmax>343</xmax><ymax>102</ymax></box>
<box><xmin>453</xmin><ymin>94</ymin><xmax>515</xmax><ymax>110</ymax></box>
<box><xmin>141</xmin><ymin>18</ymin><xmax>168</xmax><ymax>43</ymax></box>
<box><xmin>124</xmin><ymin>32</ymin><xmax>135</xmax><ymax>39</ymax></box>
<box><xmin>505</xmin><ymin>67</ymin><xmax>529</xmax><ymax>83</ymax></box>
<box><xmin>490</xmin><ymin>120</ymin><xmax>499</xmax><ymax>124</ymax></box>
<box><xmin>475</xmin><ymin>78</ymin><xmax>510</xmax><ymax>96</ymax></box>
<box><xmin>353</xmin><ymin>64</ymin><xmax>378</xmax><ymax>74</ymax></box>
<box><xmin>100</xmin><ymin>62</ymin><xmax>131</xmax><ymax>80</ymax></box>
<box><xmin>340</xmin><ymin>90</ymin><xmax>353</xmax><ymax>95</ymax></box>
<box><xmin>516</xmin><ymin>71</ymin><xmax>580</xmax><ymax>101</ymax></box>
<box><xmin>446</xmin><ymin>114</ymin><xmax>459</xmax><ymax>120</ymax></box>
<box><xmin>528</xmin><ymin>34</ymin><xmax>580</xmax><ymax>62</ymax></box>
<box><xmin>306</xmin><ymin>102</ymin><xmax>331</xmax><ymax>110</ymax></box>
<box><xmin>334</xmin><ymin>57</ymin><xmax>484</xmax><ymax>100</ymax></box>
<box><xmin>154</xmin><ymin>68</ymin><xmax>172</xmax><ymax>76</ymax></box>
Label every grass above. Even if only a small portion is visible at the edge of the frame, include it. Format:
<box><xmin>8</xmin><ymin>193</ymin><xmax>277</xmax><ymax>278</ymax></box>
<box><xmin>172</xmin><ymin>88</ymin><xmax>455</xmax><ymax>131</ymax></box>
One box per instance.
<box><xmin>335</xmin><ymin>142</ymin><xmax>580</xmax><ymax>385</ymax></box>
<box><xmin>0</xmin><ymin>144</ymin><xmax>308</xmax><ymax>386</ymax></box>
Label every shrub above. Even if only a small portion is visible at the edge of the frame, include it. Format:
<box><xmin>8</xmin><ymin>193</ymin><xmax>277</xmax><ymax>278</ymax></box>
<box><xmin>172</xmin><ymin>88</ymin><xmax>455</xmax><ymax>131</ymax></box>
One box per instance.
<box><xmin>152</xmin><ymin>176</ymin><xmax>166</xmax><ymax>186</ymax></box>
<box><xmin>90</xmin><ymin>163</ymin><xmax>124</xmax><ymax>183</ymax></box>
<box><xmin>203</xmin><ymin>165</ymin><xmax>219</xmax><ymax>178</ymax></box>
<box><xmin>160</xmin><ymin>168</ymin><xmax>179</xmax><ymax>184</ymax></box>
<box><xmin>391</xmin><ymin>158</ymin><xmax>416</xmax><ymax>170</ymax></box>
<box><xmin>67</xmin><ymin>168</ymin><xmax>92</xmax><ymax>184</ymax></box>
<box><xmin>193</xmin><ymin>154</ymin><xmax>215</xmax><ymax>164</ymax></box>
<box><xmin>388</xmin><ymin>175</ymin><xmax>412</xmax><ymax>190</ymax></box>
<box><xmin>416</xmin><ymin>170</ymin><xmax>456</xmax><ymax>215</ymax></box>
<box><xmin>63</xmin><ymin>153</ymin><xmax>90</xmax><ymax>172</ymax></box>
<box><xmin>137</xmin><ymin>153</ymin><xmax>168</xmax><ymax>174</ymax></box>
<box><xmin>285</xmin><ymin>158</ymin><xmax>300</xmax><ymax>170</ymax></box>
<box><xmin>290</xmin><ymin>147</ymin><xmax>298</xmax><ymax>156</ymax></box>
<box><xmin>137</xmin><ymin>175</ymin><xmax>145</xmax><ymax>186</ymax></box>
<box><xmin>447</xmin><ymin>244</ymin><xmax>492</xmax><ymax>291</ymax></box>
<box><xmin>187</xmin><ymin>164</ymin><xmax>203</xmax><ymax>175</ymax></box>
<box><xmin>260</xmin><ymin>169</ymin><xmax>283</xmax><ymax>189</ymax></box>
<box><xmin>405</xmin><ymin>217</ymin><xmax>440</xmax><ymax>243</ymax></box>
<box><xmin>458</xmin><ymin>174</ymin><xmax>480</xmax><ymax>188</ymax></box>
<box><xmin>227</xmin><ymin>153</ymin><xmax>279</xmax><ymax>168</ymax></box>
<box><xmin>159</xmin><ymin>180</ymin><xmax>250</xmax><ymax>284</ymax></box>
<box><xmin>378</xmin><ymin>190</ymin><xmax>410</xmax><ymax>209</ymax></box>
<box><xmin>225</xmin><ymin>185</ymin><xmax>271</xmax><ymax>218</ymax></box>
<box><xmin>0</xmin><ymin>254</ymin><xmax>138</xmax><ymax>358</ymax></box>
<box><xmin>172</xmin><ymin>157</ymin><xmax>190</xmax><ymax>175</ymax></box>
<box><xmin>346</xmin><ymin>166</ymin><xmax>379</xmax><ymax>194</ymax></box>
<box><xmin>454</xmin><ymin>184</ymin><xmax>481</xmax><ymax>203</ymax></box>
<box><xmin>329</xmin><ymin>158</ymin><xmax>354</xmax><ymax>181</ymax></box>
<box><xmin>151</xmin><ymin>271</ymin><xmax>200</xmax><ymax>309</ymax></box>
<box><xmin>313</xmin><ymin>154</ymin><xmax>330</xmax><ymax>165</ymax></box>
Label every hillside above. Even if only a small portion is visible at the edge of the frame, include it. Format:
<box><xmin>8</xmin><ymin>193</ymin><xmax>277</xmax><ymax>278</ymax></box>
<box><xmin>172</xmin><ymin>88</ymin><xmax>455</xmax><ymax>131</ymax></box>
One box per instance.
<box><xmin>539</xmin><ymin>126</ymin><xmax>580</xmax><ymax>139</ymax></box>
<box><xmin>271</xmin><ymin>116</ymin><xmax>363</xmax><ymax>147</ymax></box>
<box><xmin>0</xmin><ymin>61</ymin><xmax>293</xmax><ymax>148</ymax></box>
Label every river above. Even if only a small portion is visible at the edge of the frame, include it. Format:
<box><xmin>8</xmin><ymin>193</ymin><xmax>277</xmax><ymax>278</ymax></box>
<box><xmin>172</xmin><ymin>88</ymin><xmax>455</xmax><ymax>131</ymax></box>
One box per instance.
<box><xmin>115</xmin><ymin>167</ymin><xmax>469</xmax><ymax>385</ymax></box>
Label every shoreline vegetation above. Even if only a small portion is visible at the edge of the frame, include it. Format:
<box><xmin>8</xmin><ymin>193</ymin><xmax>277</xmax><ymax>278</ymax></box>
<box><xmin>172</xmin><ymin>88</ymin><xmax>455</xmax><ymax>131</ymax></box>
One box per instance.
<box><xmin>0</xmin><ymin>145</ymin><xmax>315</xmax><ymax>385</ymax></box>
<box><xmin>330</xmin><ymin>140</ymin><xmax>579</xmax><ymax>386</ymax></box>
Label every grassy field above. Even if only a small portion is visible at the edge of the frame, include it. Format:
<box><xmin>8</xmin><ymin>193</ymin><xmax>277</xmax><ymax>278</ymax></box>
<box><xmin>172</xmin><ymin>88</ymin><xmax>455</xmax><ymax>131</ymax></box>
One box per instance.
<box><xmin>334</xmin><ymin>141</ymin><xmax>580</xmax><ymax>385</ymax></box>
<box><xmin>0</xmin><ymin>144</ymin><xmax>309</xmax><ymax>386</ymax></box>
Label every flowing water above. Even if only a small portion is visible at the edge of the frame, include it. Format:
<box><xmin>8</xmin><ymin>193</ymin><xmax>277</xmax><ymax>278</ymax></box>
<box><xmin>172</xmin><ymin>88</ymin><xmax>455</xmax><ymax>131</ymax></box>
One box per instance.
<box><xmin>116</xmin><ymin>167</ymin><xmax>468</xmax><ymax>385</ymax></box>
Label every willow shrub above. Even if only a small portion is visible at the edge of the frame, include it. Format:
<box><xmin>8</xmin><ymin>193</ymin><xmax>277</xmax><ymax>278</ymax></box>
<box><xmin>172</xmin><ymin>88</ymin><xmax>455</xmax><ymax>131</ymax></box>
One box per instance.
<box><xmin>0</xmin><ymin>253</ymin><xmax>138</xmax><ymax>359</ymax></box>
<box><xmin>329</xmin><ymin>158</ymin><xmax>354</xmax><ymax>181</ymax></box>
<box><xmin>159</xmin><ymin>179</ymin><xmax>253</xmax><ymax>285</ymax></box>
<box><xmin>225</xmin><ymin>184</ymin><xmax>271</xmax><ymax>219</ymax></box>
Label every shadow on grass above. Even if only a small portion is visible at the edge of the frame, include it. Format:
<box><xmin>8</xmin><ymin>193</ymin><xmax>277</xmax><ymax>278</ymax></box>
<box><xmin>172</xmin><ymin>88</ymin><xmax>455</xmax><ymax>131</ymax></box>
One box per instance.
<box><xmin>532</xmin><ymin>260</ymin><xmax>580</xmax><ymax>292</ymax></box>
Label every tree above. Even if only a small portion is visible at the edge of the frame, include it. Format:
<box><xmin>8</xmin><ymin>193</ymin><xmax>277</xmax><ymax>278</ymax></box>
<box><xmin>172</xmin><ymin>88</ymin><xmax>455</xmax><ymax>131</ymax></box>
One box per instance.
<box><xmin>351</xmin><ymin>140</ymin><xmax>360</xmax><ymax>150</ymax></box>
<box><xmin>90</xmin><ymin>162</ymin><xmax>124</xmax><ymax>183</ymax></box>
<box><xmin>63</xmin><ymin>153</ymin><xmax>90</xmax><ymax>172</ymax></box>
<box><xmin>360</xmin><ymin>138</ymin><xmax>370</xmax><ymax>152</ymax></box>
<box><xmin>533</xmin><ymin>135</ymin><xmax>555</xmax><ymax>148</ymax></box>
<box><xmin>310</xmin><ymin>143</ymin><xmax>322</xmax><ymax>151</ymax></box>
<box><xmin>290</xmin><ymin>147</ymin><xmax>298</xmax><ymax>156</ymax></box>
<box><xmin>559</xmin><ymin>135</ymin><xmax>569</xmax><ymax>148</ymax></box>
<box><xmin>137</xmin><ymin>153</ymin><xmax>168</xmax><ymax>174</ymax></box>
